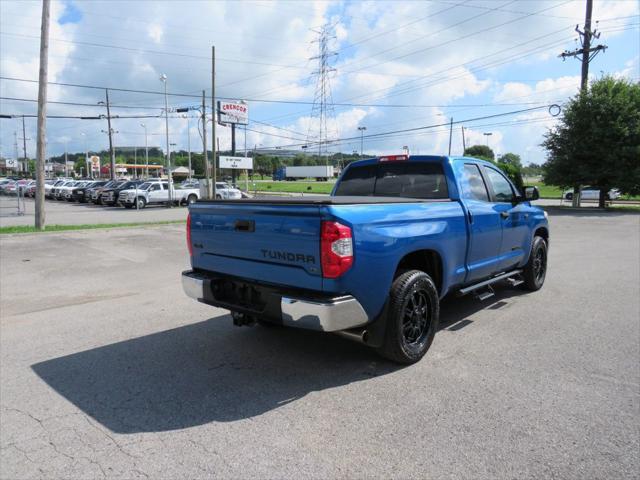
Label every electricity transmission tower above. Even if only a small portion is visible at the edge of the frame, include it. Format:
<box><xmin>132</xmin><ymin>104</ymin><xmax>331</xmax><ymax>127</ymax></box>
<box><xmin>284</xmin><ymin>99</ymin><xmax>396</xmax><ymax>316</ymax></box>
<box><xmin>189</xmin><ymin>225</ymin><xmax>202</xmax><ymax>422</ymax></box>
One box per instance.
<box><xmin>306</xmin><ymin>24</ymin><xmax>338</xmax><ymax>164</ymax></box>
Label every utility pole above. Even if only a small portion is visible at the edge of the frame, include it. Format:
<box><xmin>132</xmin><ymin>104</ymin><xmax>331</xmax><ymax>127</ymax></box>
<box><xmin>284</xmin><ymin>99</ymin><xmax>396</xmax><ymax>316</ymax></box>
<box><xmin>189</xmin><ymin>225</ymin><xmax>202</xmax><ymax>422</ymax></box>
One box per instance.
<box><xmin>160</xmin><ymin>73</ymin><xmax>173</xmax><ymax>206</ymax></box>
<box><xmin>183</xmin><ymin>114</ymin><xmax>192</xmax><ymax>180</ymax></box>
<box><xmin>202</xmin><ymin>90</ymin><xmax>210</xmax><ymax>198</ymax></box>
<box><xmin>447</xmin><ymin>117</ymin><xmax>453</xmax><ymax>156</ymax></box>
<box><xmin>140</xmin><ymin>123</ymin><xmax>149</xmax><ymax>178</ymax></box>
<box><xmin>63</xmin><ymin>140</ymin><xmax>68</xmax><ymax>176</ymax></box>
<box><xmin>35</xmin><ymin>0</ymin><xmax>50</xmax><ymax>230</ymax></box>
<box><xmin>559</xmin><ymin>0</ymin><xmax>607</xmax><ymax>206</ymax></box>
<box><xmin>21</xmin><ymin>116</ymin><xmax>28</xmax><ymax>173</ymax></box>
<box><xmin>104</xmin><ymin>89</ymin><xmax>116</xmax><ymax>180</ymax></box>
<box><xmin>211</xmin><ymin>46</ymin><xmax>217</xmax><ymax>199</ymax></box>
<box><xmin>231</xmin><ymin>123</ymin><xmax>236</xmax><ymax>187</ymax></box>
<box><xmin>358</xmin><ymin>126</ymin><xmax>366</xmax><ymax>156</ymax></box>
<box><xmin>461</xmin><ymin>126</ymin><xmax>467</xmax><ymax>154</ymax></box>
<box><xmin>13</xmin><ymin>131</ymin><xmax>19</xmax><ymax>167</ymax></box>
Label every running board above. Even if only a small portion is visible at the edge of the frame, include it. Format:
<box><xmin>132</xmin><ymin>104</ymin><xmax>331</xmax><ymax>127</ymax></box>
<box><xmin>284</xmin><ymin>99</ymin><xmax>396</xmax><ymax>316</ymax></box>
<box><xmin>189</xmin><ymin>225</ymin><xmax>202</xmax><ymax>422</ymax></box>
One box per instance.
<box><xmin>458</xmin><ymin>270</ymin><xmax>523</xmax><ymax>296</ymax></box>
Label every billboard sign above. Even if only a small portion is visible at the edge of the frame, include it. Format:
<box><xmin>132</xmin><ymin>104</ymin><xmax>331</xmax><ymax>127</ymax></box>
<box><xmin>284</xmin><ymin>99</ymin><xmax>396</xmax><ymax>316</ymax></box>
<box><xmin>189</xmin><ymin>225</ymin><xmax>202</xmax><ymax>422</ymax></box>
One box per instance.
<box><xmin>90</xmin><ymin>156</ymin><xmax>100</xmax><ymax>173</ymax></box>
<box><xmin>5</xmin><ymin>158</ymin><xmax>17</xmax><ymax>169</ymax></box>
<box><xmin>219</xmin><ymin>156</ymin><xmax>253</xmax><ymax>170</ymax></box>
<box><xmin>218</xmin><ymin>101</ymin><xmax>248</xmax><ymax>125</ymax></box>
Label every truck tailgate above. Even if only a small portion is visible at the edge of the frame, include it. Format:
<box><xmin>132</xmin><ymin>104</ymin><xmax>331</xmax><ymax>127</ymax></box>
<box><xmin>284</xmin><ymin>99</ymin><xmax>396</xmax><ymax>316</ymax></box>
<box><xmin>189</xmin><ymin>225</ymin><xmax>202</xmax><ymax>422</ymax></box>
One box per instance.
<box><xmin>189</xmin><ymin>202</ymin><xmax>323</xmax><ymax>290</ymax></box>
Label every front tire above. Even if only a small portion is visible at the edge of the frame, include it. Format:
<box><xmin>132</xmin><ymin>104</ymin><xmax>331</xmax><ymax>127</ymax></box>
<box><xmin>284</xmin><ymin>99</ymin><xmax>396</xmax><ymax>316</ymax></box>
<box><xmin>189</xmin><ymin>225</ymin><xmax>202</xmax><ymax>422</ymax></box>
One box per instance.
<box><xmin>522</xmin><ymin>236</ymin><xmax>548</xmax><ymax>291</ymax></box>
<box><xmin>136</xmin><ymin>197</ymin><xmax>147</xmax><ymax>209</ymax></box>
<box><xmin>376</xmin><ymin>270</ymin><xmax>439</xmax><ymax>364</ymax></box>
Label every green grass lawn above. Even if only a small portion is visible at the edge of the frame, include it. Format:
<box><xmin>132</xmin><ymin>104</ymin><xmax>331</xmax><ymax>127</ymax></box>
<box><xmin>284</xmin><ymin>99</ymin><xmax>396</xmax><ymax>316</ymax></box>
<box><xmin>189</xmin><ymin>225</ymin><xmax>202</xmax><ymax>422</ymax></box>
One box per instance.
<box><xmin>246</xmin><ymin>180</ymin><xmax>639</xmax><ymax>202</ymax></box>
<box><xmin>249</xmin><ymin>181</ymin><xmax>335</xmax><ymax>194</ymax></box>
<box><xmin>530</xmin><ymin>182</ymin><xmax>564</xmax><ymax>199</ymax></box>
<box><xmin>0</xmin><ymin>220</ymin><xmax>185</xmax><ymax>235</ymax></box>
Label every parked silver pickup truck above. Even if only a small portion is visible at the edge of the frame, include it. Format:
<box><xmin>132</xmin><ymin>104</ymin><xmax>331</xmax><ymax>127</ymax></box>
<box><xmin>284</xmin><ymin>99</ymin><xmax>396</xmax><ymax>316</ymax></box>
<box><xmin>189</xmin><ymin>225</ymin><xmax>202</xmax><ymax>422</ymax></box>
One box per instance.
<box><xmin>118</xmin><ymin>180</ymin><xmax>199</xmax><ymax>209</ymax></box>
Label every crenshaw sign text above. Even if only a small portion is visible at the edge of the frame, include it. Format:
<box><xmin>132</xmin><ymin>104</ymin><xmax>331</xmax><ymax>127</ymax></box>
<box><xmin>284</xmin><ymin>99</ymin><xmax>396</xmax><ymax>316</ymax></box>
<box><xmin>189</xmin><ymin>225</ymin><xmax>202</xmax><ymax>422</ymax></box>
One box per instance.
<box><xmin>218</xmin><ymin>101</ymin><xmax>249</xmax><ymax>125</ymax></box>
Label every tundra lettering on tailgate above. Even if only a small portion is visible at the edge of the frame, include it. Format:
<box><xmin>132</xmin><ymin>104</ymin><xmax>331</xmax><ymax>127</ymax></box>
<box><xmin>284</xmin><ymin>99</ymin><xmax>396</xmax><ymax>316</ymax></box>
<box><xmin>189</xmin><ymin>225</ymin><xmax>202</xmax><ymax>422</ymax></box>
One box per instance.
<box><xmin>261</xmin><ymin>249</ymin><xmax>316</xmax><ymax>264</ymax></box>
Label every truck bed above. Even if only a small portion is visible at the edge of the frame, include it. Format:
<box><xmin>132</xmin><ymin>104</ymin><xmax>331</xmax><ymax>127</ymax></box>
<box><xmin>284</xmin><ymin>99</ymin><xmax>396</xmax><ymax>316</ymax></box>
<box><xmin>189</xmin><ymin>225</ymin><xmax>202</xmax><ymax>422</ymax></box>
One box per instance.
<box><xmin>197</xmin><ymin>195</ymin><xmax>452</xmax><ymax>205</ymax></box>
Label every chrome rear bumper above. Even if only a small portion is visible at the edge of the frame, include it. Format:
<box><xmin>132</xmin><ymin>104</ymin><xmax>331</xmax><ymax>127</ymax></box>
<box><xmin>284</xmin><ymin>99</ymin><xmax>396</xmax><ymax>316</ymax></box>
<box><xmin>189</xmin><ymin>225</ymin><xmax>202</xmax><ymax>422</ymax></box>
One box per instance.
<box><xmin>182</xmin><ymin>270</ymin><xmax>368</xmax><ymax>332</ymax></box>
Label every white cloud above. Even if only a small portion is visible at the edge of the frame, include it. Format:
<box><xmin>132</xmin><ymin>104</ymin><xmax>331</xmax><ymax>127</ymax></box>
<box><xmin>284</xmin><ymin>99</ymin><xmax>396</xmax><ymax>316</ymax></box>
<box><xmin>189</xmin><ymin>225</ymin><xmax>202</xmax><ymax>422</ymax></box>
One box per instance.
<box><xmin>147</xmin><ymin>24</ymin><xmax>163</xmax><ymax>44</ymax></box>
<box><xmin>0</xmin><ymin>0</ymin><xmax>637</xmax><ymax>161</ymax></box>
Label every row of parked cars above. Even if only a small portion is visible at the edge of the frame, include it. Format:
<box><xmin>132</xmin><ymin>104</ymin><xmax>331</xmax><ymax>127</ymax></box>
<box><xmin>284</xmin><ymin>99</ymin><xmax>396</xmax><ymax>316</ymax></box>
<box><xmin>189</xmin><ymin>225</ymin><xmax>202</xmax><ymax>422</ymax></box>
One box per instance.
<box><xmin>0</xmin><ymin>178</ymin><xmax>35</xmax><ymax>196</ymax></box>
<box><xmin>0</xmin><ymin>177</ymin><xmax>244</xmax><ymax>208</ymax></box>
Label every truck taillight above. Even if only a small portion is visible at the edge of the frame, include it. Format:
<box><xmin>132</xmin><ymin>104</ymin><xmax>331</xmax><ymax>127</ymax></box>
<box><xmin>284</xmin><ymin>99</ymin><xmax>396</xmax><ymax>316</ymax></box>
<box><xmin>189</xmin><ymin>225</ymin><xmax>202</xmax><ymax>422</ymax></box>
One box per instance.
<box><xmin>186</xmin><ymin>213</ymin><xmax>193</xmax><ymax>257</ymax></box>
<box><xmin>378</xmin><ymin>154</ymin><xmax>409</xmax><ymax>162</ymax></box>
<box><xmin>321</xmin><ymin>221</ymin><xmax>353</xmax><ymax>279</ymax></box>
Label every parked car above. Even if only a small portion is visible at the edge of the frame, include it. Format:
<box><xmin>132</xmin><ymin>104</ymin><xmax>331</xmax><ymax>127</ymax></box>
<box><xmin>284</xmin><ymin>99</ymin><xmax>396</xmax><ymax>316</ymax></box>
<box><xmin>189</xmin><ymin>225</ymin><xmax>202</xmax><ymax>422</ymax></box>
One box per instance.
<box><xmin>53</xmin><ymin>181</ymin><xmax>78</xmax><ymax>200</ymax></box>
<box><xmin>118</xmin><ymin>180</ymin><xmax>200</xmax><ymax>209</ymax></box>
<box><xmin>91</xmin><ymin>180</ymin><xmax>121</xmax><ymax>204</ymax></box>
<box><xmin>564</xmin><ymin>187</ymin><xmax>621</xmax><ymax>201</ymax></box>
<box><xmin>64</xmin><ymin>181</ymin><xmax>91</xmax><ymax>201</ymax></box>
<box><xmin>214</xmin><ymin>182</ymin><xmax>242</xmax><ymax>199</ymax></box>
<box><xmin>76</xmin><ymin>180</ymin><xmax>107</xmax><ymax>202</ymax></box>
<box><xmin>100</xmin><ymin>180</ymin><xmax>145</xmax><ymax>206</ymax></box>
<box><xmin>45</xmin><ymin>180</ymin><xmax>66</xmax><ymax>198</ymax></box>
<box><xmin>182</xmin><ymin>154</ymin><xmax>549</xmax><ymax>364</ymax></box>
<box><xmin>0</xmin><ymin>180</ymin><xmax>16</xmax><ymax>195</ymax></box>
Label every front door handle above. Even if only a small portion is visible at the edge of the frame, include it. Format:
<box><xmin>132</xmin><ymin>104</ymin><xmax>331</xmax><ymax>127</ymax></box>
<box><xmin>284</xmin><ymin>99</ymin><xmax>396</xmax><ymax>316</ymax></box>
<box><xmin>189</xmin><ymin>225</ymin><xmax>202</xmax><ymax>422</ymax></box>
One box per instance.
<box><xmin>500</xmin><ymin>211</ymin><xmax>509</xmax><ymax>219</ymax></box>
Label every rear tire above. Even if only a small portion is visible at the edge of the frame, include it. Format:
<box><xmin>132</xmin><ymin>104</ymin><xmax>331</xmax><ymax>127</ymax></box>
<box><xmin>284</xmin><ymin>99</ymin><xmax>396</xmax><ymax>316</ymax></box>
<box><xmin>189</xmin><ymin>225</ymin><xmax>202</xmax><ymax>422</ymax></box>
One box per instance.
<box><xmin>186</xmin><ymin>194</ymin><xmax>197</xmax><ymax>205</ymax></box>
<box><xmin>376</xmin><ymin>270</ymin><xmax>439</xmax><ymax>364</ymax></box>
<box><xmin>522</xmin><ymin>236</ymin><xmax>547</xmax><ymax>291</ymax></box>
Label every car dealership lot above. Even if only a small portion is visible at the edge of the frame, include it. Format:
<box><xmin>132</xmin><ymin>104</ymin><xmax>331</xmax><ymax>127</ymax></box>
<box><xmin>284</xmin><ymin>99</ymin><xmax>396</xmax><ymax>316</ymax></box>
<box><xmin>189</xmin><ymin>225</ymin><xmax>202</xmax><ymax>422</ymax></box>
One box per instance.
<box><xmin>1</xmin><ymin>211</ymin><xmax>638</xmax><ymax>479</ymax></box>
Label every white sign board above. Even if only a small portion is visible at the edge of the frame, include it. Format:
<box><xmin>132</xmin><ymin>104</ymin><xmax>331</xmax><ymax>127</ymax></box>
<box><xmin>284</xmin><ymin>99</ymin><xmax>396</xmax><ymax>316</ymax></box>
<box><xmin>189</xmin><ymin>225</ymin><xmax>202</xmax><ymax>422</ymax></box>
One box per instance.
<box><xmin>218</xmin><ymin>101</ymin><xmax>249</xmax><ymax>125</ymax></box>
<box><xmin>5</xmin><ymin>158</ymin><xmax>17</xmax><ymax>169</ymax></box>
<box><xmin>219</xmin><ymin>156</ymin><xmax>253</xmax><ymax>170</ymax></box>
<box><xmin>90</xmin><ymin>156</ymin><xmax>100</xmax><ymax>173</ymax></box>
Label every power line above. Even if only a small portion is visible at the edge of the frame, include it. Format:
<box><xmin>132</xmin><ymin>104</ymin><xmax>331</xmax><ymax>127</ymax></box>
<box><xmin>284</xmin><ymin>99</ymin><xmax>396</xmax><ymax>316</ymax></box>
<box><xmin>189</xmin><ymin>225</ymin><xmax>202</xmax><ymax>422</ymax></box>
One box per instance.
<box><xmin>256</xmin><ymin>105</ymin><xmax>555</xmax><ymax>151</ymax></box>
<box><xmin>0</xmin><ymin>77</ymin><xmax>555</xmax><ymax>109</ymax></box>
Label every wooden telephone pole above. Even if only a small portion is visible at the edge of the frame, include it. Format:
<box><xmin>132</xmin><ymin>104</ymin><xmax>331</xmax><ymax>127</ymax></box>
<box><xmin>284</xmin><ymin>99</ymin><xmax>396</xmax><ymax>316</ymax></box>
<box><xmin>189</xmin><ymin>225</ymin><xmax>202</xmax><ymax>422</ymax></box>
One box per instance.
<box><xmin>35</xmin><ymin>0</ymin><xmax>50</xmax><ymax>230</ymax></box>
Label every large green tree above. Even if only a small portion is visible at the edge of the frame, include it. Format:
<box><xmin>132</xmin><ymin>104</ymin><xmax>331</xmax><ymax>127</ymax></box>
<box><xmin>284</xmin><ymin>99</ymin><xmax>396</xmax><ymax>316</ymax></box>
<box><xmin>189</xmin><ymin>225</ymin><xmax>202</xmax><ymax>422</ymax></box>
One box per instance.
<box><xmin>464</xmin><ymin>144</ymin><xmax>494</xmax><ymax>161</ymax></box>
<box><xmin>464</xmin><ymin>146</ymin><xmax>524</xmax><ymax>191</ymax></box>
<box><xmin>542</xmin><ymin>76</ymin><xmax>640</xmax><ymax>207</ymax></box>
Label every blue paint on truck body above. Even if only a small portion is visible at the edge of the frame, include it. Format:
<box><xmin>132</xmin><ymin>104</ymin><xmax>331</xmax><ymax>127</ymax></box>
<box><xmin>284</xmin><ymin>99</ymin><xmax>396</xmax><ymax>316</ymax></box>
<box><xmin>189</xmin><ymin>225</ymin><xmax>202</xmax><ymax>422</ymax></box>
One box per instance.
<box><xmin>189</xmin><ymin>155</ymin><xmax>548</xmax><ymax>323</ymax></box>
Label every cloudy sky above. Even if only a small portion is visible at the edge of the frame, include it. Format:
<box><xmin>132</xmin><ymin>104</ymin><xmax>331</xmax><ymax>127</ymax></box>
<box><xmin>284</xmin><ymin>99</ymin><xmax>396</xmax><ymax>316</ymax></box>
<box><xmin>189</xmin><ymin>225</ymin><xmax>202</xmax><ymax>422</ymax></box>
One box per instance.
<box><xmin>1</xmin><ymin>0</ymin><xmax>638</xmax><ymax>164</ymax></box>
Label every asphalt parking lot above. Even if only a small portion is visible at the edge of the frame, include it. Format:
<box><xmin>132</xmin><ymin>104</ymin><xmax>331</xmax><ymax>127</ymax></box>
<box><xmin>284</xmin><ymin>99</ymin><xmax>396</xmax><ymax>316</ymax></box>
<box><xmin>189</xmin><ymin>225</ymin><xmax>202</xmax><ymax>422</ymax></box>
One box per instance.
<box><xmin>0</xmin><ymin>197</ymin><xmax>188</xmax><ymax>227</ymax></box>
<box><xmin>1</xmin><ymin>210</ymin><xmax>638</xmax><ymax>479</ymax></box>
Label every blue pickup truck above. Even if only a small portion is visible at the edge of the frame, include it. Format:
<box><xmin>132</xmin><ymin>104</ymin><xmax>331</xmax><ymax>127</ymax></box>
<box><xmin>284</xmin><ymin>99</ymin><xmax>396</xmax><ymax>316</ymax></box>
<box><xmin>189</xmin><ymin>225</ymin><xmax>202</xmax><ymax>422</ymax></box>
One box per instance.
<box><xmin>182</xmin><ymin>155</ymin><xmax>549</xmax><ymax>364</ymax></box>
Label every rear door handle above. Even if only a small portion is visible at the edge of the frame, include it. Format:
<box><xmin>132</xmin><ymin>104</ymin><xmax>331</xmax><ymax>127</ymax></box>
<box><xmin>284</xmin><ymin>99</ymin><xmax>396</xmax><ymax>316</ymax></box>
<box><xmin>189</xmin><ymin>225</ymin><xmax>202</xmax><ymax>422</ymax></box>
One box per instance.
<box><xmin>500</xmin><ymin>211</ymin><xmax>510</xmax><ymax>219</ymax></box>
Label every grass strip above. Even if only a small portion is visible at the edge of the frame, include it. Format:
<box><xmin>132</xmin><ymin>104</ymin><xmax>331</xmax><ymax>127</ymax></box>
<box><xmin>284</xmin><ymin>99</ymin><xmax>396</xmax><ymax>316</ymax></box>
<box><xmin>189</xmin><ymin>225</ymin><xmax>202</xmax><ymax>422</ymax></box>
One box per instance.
<box><xmin>0</xmin><ymin>220</ymin><xmax>185</xmax><ymax>235</ymax></box>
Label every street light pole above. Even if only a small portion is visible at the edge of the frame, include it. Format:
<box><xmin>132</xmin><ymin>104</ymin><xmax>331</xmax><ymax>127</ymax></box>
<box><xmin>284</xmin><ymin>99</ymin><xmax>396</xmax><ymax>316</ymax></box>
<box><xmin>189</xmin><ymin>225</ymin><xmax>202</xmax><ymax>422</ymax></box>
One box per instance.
<box><xmin>182</xmin><ymin>114</ymin><xmax>192</xmax><ymax>180</ymax></box>
<box><xmin>160</xmin><ymin>74</ymin><xmax>173</xmax><ymax>206</ymax></box>
<box><xmin>81</xmin><ymin>132</ymin><xmax>88</xmax><ymax>178</ymax></box>
<box><xmin>358</xmin><ymin>126</ymin><xmax>366</xmax><ymax>156</ymax></box>
<box><xmin>483</xmin><ymin>132</ymin><xmax>493</xmax><ymax>147</ymax></box>
<box><xmin>140</xmin><ymin>123</ymin><xmax>149</xmax><ymax>178</ymax></box>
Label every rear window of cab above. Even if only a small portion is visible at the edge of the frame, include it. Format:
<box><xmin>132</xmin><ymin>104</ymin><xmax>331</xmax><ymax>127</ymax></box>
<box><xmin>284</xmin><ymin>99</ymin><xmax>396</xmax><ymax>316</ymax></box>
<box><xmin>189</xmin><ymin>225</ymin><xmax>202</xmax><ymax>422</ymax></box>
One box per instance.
<box><xmin>334</xmin><ymin>162</ymin><xmax>449</xmax><ymax>199</ymax></box>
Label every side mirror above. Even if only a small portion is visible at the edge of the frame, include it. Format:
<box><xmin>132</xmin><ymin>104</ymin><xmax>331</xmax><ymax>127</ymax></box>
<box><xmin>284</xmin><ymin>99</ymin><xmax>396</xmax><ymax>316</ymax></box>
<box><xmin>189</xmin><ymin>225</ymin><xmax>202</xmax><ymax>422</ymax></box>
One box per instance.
<box><xmin>523</xmin><ymin>186</ymin><xmax>540</xmax><ymax>201</ymax></box>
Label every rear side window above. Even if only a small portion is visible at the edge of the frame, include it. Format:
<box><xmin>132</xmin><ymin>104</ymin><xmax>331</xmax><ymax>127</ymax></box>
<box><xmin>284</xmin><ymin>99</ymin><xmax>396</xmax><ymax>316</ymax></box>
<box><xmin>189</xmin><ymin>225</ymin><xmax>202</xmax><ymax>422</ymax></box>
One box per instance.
<box><xmin>335</xmin><ymin>162</ymin><xmax>448</xmax><ymax>199</ymax></box>
<box><xmin>461</xmin><ymin>164</ymin><xmax>490</xmax><ymax>202</ymax></box>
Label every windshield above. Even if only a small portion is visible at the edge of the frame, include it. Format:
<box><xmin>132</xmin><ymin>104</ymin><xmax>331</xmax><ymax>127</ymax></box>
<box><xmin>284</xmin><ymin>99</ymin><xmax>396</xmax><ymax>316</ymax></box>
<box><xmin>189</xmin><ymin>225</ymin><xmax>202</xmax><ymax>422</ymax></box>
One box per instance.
<box><xmin>334</xmin><ymin>161</ymin><xmax>449</xmax><ymax>199</ymax></box>
<box><xmin>137</xmin><ymin>182</ymin><xmax>154</xmax><ymax>191</ymax></box>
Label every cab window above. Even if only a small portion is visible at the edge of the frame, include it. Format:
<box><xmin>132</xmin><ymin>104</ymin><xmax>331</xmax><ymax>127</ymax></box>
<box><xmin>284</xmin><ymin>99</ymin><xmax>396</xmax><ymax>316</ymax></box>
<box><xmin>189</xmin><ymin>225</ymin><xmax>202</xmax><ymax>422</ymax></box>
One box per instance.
<box><xmin>484</xmin><ymin>167</ymin><xmax>514</xmax><ymax>203</ymax></box>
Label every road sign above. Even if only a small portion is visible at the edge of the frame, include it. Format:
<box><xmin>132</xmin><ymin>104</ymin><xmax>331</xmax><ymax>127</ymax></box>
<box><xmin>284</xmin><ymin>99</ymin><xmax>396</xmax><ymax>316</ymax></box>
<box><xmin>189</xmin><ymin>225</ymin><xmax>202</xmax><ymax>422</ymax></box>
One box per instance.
<box><xmin>219</xmin><ymin>156</ymin><xmax>253</xmax><ymax>170</ymax></box>
<box><xmin>218</xmin><ymin>101</ymin><xmax>248</xmax><ymax>125</ymax></box>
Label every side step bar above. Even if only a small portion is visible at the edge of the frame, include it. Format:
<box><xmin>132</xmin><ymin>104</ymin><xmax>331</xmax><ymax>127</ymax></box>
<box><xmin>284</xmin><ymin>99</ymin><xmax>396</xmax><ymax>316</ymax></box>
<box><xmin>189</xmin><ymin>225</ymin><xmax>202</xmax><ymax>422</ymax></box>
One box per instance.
<box><xmin>458</xmin><ymin>269</ymin><xmax>523</xmax><ymax>297</ymax></box>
